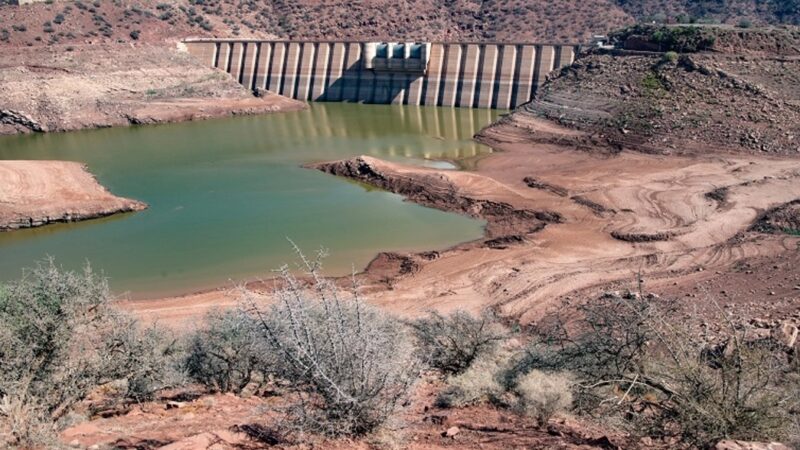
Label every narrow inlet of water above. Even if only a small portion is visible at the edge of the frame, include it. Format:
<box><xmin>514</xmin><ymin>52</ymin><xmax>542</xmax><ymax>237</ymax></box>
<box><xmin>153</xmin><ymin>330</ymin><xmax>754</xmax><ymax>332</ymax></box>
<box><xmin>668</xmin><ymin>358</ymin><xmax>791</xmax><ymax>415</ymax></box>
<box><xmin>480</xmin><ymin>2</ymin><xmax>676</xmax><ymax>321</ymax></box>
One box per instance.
<box><xmin>0</xmin><ymin>103</ymin><xmax>501</xmax><ymax>298</ymax></box>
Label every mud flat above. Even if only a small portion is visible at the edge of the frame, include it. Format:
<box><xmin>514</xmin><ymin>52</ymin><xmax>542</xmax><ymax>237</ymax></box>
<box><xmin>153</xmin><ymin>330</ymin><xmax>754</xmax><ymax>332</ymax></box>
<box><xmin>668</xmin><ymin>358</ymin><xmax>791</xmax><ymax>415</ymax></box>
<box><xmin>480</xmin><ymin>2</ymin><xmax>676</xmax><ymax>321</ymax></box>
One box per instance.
<box><xmin>0</xmin><ymin>44</ymin><xmax>305</xmax><ymax>135</ymax></box>
<box><xmin>124</xmin><ymin>107</ymin><xmax>800</xmax><ymax>327</ymax></box>
<box><xmin>0</xmin><ymin>160</ymin><xmax>146</xmax><ymax>230</ymax></box>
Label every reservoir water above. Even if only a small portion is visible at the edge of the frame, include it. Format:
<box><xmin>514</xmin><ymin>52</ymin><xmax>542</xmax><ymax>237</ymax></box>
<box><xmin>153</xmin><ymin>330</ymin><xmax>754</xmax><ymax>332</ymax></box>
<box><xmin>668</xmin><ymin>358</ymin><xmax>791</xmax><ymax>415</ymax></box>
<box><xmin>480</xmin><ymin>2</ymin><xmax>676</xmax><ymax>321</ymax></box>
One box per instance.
<box><xmin>0</xmin><ymin>103</ymin><xmax>499</xmax><ymax>297</ymax></box>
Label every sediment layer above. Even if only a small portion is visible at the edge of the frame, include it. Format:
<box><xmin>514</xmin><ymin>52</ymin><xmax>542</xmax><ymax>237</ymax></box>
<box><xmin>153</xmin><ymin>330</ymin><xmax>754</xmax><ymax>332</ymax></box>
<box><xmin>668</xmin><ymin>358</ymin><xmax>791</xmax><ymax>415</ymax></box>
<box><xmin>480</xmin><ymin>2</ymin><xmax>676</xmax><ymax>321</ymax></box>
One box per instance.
<box><xmin>304</xmin><ymin>115</ymin><xmax>800</xmax><ymax>323</ymax></box>
<box><xmin>310</xmin><ymin>155</ymin><xmax>562</xmax><ymax>239</ymax></box>
<box><xmin>0</xmin><ymin>44</ymin><xmax>305</xmax><ymax>135</ymax></box>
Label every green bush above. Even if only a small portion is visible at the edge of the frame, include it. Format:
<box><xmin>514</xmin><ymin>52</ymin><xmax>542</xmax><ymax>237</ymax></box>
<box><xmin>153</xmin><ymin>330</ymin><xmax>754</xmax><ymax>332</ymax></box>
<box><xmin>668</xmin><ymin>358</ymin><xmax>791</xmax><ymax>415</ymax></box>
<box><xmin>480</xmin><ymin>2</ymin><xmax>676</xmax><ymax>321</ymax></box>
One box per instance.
<box><xmin>663</xmin><ymin>51</ymin><xmax>679</xmax><ymax>63</ymax></box>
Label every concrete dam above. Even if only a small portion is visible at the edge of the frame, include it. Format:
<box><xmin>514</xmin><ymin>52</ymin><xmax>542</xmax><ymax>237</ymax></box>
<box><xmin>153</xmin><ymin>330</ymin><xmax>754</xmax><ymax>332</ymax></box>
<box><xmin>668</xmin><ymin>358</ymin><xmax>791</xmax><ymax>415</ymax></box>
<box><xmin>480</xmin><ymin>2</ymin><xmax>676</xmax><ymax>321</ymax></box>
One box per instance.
<box><xmin>184</xmin><ymin>39</ymin><xmax>582</xmax><ymax>109</ymax></box>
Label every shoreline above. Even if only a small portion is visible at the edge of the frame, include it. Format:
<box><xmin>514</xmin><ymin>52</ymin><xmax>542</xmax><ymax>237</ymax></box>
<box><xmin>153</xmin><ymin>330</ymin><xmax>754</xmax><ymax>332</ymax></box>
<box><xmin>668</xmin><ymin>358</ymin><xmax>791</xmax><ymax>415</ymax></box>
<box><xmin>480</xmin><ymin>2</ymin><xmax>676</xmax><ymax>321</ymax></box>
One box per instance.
<box><xmin>0</xmin><ymin>44</ymin><xmax>306</xmax><ymax>136</ymax></box>
<box><xmin>0</xmin><ymin>160</ymin><xmax>148</xmax><ymax>231</ymax></box>
<box><xmin>0</xmin><ymin>94</ymin><xmax>307</xmax><ymax>137</ymax></box>
<box><xmin>123</xmin><ymin>112</ymin><xmax>800</xmax><ymax>327</ymax></box>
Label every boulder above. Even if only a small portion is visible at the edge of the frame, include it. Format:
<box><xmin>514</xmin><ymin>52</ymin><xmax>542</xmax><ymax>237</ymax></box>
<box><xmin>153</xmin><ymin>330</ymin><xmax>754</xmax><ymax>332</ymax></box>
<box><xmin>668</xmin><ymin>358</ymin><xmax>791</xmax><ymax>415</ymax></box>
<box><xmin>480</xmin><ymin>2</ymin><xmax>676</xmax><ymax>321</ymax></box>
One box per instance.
<box><xmin>443</xmin><ymin>426</ymin><xmax>460</xmax><ymax>438</ymax></box>
<box><xmin>771</xmin><ymin>321</ymin><xmax>798</xmax><ymax>349</ymax></box>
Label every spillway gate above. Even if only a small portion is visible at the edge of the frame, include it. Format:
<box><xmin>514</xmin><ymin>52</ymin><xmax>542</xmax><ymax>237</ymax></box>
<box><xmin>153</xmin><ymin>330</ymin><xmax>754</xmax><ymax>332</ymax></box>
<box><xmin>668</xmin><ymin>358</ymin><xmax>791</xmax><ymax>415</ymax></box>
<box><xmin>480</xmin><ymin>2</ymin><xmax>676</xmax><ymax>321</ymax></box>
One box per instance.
<box><xmin>183</xmin><ymin>39</ymin><xmax>582</xmax><ymax>109</ymax></box>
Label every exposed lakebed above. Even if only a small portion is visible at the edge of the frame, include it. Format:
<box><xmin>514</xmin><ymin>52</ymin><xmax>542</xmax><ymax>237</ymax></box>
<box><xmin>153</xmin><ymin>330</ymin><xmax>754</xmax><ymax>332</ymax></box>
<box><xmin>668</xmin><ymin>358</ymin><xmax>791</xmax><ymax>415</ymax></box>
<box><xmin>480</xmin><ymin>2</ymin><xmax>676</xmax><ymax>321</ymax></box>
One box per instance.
<box><xmin>0</xmin><ymin>103</ymin><xmax>499</xmax><ymax>297</ymax></box>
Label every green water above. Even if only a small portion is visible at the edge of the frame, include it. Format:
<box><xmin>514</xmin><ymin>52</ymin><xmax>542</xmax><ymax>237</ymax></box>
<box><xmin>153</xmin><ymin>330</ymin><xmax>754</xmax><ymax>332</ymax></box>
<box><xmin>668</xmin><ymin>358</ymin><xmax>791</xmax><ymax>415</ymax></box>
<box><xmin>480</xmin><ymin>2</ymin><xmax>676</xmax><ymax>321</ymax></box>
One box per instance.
<box><xmin>0</xmin><ymin>103</ymin><xmax>500</xmax><ymax>297</ymax></box>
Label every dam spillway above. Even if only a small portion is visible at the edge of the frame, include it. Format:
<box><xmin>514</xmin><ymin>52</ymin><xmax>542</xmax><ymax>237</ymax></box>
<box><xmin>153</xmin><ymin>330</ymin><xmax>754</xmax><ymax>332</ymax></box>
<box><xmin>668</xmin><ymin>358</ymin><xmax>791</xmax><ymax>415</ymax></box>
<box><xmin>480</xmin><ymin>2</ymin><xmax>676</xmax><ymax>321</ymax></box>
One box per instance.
<box><xmin>183</xmin><ymin>40</ymin><xmax>581</xmax><ymax>109</ymax></box>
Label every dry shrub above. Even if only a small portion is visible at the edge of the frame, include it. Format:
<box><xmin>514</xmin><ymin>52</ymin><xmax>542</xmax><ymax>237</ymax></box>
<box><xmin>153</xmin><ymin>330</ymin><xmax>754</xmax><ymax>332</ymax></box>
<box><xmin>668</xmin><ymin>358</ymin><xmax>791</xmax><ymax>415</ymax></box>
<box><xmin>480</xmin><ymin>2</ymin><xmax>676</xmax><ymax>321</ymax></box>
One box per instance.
<box><xmin>0</xmin><ymin>260</ymin><xmax>178</xmax><ymax>448</ymax></box>
<box><xmin>521</xmin><ymin>291</ymin><xmax>800</xmax><ymax>447</ymax></box>
<box><xmin>436</xmin><ymin>344</ymin><xmax>515</xmax><ymax>408</ymax></box>
<box><xmin>240</xmin><ymin>246</ymin><xmax>420</xmax><ymax>437</ymax></box>
<box><xmin>109</xmin><ymin>323</ymin><xmax>184</xmax><ymax>403</ymax></box>
<box><xmin>185</xmin><ymin>308</ymin><xmax>272</xmax><ymax>394</ymax></box>
<box><xmin>409</xmin><ymin>309</ymin><xmax>506</xmax><ymax>375</ymax></box>
<box><xmin>514</xmin><ymin>370</ymin><xmax>573</xmax><ymax>426</ymax></box>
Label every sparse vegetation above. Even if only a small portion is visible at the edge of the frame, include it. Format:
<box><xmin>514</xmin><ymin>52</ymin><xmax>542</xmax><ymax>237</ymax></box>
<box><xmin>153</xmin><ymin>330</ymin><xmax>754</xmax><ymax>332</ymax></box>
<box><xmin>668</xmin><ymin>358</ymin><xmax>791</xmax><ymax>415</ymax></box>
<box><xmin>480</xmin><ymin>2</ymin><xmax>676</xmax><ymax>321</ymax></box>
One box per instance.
<box><xmin>0</xmin><ymin>260</ymin><xmax>178</xmax><ymax>447</ymax></box>
<box><xmin>518</xmin><ymin>291</ymin><xmax>800</xmax><ymax>447</ymax></box>
<box><xmin>409</xmin><ymin>309</ymin><xmax>506</xmax><ymax>375</ymax></box>
<box><xmin>0</xmin><ymin>243</ymin><xmax>797</xmax><ymax>448</ymax></box>
<box><xmin>185</xmin><ymin>309</ymin><xmax>271</xmax><ymax>394</ymax></box>
<box><xmin>611</xmin><ymin>25</ymin><xmax>717</xmax><ymax>52</ymax></box>
<box><xmin>1</xmin><ymin>0</ymin><xmax>798</xmax><ymax>47</ymax></box>
<box><xmin>237</xmin><ymin>247</ymin><xmax>420</xmax><ymax>437</ymax></box>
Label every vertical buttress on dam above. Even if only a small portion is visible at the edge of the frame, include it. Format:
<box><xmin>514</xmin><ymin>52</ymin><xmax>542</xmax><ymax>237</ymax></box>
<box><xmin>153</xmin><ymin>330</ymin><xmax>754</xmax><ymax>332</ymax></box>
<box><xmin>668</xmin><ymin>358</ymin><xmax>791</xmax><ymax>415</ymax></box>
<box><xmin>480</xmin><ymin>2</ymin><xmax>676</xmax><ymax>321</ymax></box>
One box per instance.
<box><xmin>184</xmin><ymin>40</ymin><xmax>581</xmax><ymax>109</ymax></box>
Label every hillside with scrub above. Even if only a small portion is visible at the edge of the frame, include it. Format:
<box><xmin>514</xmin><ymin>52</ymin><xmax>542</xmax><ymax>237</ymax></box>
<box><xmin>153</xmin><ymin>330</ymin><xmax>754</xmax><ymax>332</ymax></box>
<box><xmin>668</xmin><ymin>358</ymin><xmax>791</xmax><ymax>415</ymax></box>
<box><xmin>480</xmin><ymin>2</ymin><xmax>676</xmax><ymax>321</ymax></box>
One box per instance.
<box><xmin>0</xmin><ymin>0</ymin><xmax>799</xmax><ymax>48</ymax></box>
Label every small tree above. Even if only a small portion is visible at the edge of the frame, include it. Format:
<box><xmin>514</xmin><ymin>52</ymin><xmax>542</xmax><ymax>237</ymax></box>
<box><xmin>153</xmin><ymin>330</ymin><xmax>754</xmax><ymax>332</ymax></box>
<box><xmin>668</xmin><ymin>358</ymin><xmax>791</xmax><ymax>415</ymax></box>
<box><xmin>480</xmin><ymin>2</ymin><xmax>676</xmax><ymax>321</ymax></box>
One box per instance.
<box><xmin>409</xmin><ymin>310</ymin><xmax>506</xmax><ymax>375</ymax></box>
<box><xmin>240</xmin><ymin>246</ymin><xmax>419</xmax><ymax>437</ymax></box>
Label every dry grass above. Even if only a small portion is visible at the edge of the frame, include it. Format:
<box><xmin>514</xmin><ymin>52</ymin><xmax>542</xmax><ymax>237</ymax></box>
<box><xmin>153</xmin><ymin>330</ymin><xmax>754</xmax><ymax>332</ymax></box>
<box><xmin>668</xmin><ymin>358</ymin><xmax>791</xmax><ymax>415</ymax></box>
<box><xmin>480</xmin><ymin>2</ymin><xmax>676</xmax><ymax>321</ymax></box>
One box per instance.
<box><xmin>514</xmin><ymin>370</ymin><xmax>573</xmax><ymax>426</ymax></box>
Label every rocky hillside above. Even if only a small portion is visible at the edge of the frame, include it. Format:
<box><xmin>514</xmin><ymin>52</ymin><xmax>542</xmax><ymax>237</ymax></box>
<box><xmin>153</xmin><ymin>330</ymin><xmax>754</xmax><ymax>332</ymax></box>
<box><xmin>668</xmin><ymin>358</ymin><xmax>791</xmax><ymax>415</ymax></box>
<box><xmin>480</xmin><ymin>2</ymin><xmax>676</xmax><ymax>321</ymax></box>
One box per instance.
<box><xmin>505</xmin><ymin>26</ymin><xmax>800</xmax><ymax>157</ymax></box>
<box><xmin>615</xmin><ymin>0</ymin><xmax>800</xmax><ymax>26</ymax></box>
<box><xmin>0</xmin><ymin>0</ymin><xmax>798</xmax><ymax>48</ymax></box>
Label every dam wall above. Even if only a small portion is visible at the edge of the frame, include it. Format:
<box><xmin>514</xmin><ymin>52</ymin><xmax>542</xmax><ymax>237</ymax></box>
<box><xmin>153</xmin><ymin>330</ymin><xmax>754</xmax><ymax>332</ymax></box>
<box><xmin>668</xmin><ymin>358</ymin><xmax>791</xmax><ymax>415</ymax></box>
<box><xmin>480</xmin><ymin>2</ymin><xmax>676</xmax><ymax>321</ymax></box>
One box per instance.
<box><xmin>184</xmin><ymin>39</ymin><xmax>581</xmax><ymax>109</ymax></box>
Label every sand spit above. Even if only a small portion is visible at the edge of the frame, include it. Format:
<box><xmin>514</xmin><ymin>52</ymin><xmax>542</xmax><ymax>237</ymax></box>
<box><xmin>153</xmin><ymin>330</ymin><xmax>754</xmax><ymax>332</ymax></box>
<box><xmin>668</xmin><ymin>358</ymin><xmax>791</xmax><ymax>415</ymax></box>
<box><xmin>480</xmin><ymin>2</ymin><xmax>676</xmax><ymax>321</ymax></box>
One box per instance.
<box><xmin>312</xmin><ymin>156</ymin><xmax>563</xmax><ymax>238</ymax></box>
<box><xmin>0</xmin><ymin>160</ymin><xmax>147</xmax><ymax>231</ymax></box>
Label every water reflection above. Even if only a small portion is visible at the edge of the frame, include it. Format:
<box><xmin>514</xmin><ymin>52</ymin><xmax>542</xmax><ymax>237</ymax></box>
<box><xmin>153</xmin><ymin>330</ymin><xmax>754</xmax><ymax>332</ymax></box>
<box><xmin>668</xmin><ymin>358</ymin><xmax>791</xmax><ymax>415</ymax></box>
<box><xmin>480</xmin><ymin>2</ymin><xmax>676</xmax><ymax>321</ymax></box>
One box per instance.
<box><xmin>0</xmin><ymin>104</ymin><xmax>500</xmax><ymax>297</ymax></box>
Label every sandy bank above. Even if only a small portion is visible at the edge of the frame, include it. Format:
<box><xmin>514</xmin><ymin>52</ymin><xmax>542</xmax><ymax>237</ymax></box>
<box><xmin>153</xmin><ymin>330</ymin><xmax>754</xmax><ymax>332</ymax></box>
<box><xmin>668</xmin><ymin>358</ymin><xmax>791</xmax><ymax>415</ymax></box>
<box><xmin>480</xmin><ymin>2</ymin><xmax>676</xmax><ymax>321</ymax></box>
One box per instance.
<box><xmin>124</xmin><ymin>113</ymin><xmax>800</xmax><ymax>327</ymax></box>
<box><xmin>0</xmin><ymin>160</ymin><xmax>146</xmax><ymax>230</ymax></box>
<box><xmin>0</xmin><ymin>44</ymin><xmax>305</xmax><ymax>135</ymax></box>
<box><xmin>117</xmin><ymin>38</ymin><xmax>800</xmax><ymax>327</ymax></box>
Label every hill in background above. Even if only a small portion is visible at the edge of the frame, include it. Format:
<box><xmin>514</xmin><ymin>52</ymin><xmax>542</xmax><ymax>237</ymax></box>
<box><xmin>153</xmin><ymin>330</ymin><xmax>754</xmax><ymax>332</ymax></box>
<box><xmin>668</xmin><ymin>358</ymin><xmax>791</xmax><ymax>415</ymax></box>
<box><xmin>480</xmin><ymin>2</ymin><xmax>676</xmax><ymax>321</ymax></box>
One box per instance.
<box><xmin>0</xmin><ymin>0</ymin><xmax>798</xmax><ymax>48</ymax></box>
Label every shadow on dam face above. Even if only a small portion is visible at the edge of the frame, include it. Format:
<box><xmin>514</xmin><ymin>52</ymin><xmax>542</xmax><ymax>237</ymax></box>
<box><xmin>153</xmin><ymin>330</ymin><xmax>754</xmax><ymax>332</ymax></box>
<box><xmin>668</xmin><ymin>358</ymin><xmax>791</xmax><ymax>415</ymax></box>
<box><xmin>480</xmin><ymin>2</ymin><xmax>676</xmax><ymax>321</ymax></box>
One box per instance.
<box><xmin>183</xmin><ymin>40</ymin><xmax>582</xmax><ymax>109</ymax></box>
